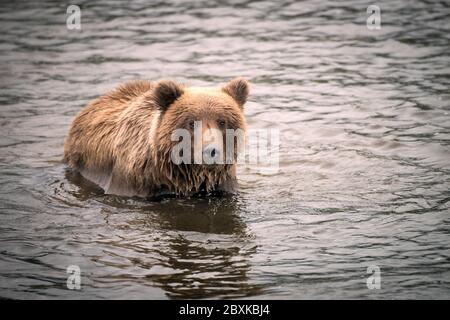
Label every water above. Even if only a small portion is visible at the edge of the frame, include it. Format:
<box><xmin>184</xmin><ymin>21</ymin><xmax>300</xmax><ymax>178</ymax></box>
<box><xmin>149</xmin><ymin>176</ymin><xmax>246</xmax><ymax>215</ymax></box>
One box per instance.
<box><xmin>1</xmin><ymin>0</ymin><xmax>449</xmax><ymax>299</ymax></box>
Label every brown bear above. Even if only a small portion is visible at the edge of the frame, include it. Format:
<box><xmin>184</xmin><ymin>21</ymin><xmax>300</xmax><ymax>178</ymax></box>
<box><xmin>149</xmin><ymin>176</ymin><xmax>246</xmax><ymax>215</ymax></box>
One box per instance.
<box><xmin>63</xmin><ymin>78</ymin><xmax>249</xmax><ymax>198</ymax></box>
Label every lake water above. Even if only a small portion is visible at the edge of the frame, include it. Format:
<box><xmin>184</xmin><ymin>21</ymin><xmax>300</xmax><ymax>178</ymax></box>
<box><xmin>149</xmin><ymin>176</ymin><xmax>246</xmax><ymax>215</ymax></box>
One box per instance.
<box><xmin>0</xmin><ymin>0</ymin><xmax>449</xmax><ymax>299</ymax></box>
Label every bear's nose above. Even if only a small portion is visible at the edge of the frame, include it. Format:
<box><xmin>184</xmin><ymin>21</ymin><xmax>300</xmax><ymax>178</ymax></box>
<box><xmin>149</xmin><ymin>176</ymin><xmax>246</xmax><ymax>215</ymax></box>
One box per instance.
<box><xmin>202</xmin><ymin>145</ymin><xmax>221</xmax><ymax>164</ymax></box>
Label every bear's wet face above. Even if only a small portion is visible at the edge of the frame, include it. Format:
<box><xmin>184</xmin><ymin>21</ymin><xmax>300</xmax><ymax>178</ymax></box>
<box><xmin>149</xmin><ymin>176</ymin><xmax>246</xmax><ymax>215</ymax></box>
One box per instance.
<box><xmin>156</xmin><ymin>78</ymin><xmax>249</xmax><ymax>167</ymax></box>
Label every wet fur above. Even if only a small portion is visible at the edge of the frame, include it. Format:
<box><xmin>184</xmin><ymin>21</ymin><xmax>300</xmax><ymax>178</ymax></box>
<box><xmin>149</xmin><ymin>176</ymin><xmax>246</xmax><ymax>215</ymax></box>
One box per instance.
<box><xmin>63</xmin><ymin>78</ymin><xmax>248</xmax><ymax>197</ymax></box>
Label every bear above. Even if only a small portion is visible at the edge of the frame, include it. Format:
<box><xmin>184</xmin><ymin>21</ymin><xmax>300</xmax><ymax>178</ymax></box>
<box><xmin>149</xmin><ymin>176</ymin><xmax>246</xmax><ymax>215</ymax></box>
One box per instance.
<box><xmin>63</xmin><ymin>78</ymin><xmax>249</xmax><ymax>198</ymax></box>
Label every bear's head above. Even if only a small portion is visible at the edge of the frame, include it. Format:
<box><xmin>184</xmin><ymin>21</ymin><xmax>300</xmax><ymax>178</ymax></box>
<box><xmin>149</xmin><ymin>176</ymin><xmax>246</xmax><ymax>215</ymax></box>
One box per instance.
<box><xmin>150</xmin><ymin>78</ymin><xmax>249</xmax><ymax>193</ymax></box>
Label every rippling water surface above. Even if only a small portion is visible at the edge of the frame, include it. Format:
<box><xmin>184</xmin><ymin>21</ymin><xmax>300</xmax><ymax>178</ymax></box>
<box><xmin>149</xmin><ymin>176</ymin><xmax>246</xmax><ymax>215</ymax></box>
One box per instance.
<box><xmin>1</xmin><ymin>0</ymin><xmax>449</xmax><ymax>299</ymax></box>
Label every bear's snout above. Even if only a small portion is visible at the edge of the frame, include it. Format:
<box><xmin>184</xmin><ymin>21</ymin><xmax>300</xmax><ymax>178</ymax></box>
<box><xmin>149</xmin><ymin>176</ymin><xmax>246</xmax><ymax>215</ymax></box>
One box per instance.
<box><xmin>199</xmin><ymin>124</ymin><xmax>224</xmax><ymax>165</ymax></box>
<box><xmin>202</xmin><ymin>144</ymin><xmax>221</xmax><ymax>164</ymax></box>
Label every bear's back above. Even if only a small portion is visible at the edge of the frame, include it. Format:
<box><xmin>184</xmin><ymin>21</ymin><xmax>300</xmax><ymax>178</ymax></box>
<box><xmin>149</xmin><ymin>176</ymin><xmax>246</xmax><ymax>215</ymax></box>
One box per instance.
<box><xmin>63</xmin><ymin>80</ymin><xmax>155</xmax><ymax>172</ymax></box>
<box><xmin>105</xmin><ymin>80</ymin><xmax>154</xmax><ymax>104</ymax></box>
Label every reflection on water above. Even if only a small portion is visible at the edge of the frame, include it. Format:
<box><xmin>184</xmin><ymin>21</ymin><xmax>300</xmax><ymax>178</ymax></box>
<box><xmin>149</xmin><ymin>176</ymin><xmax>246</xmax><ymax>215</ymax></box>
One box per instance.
<box><xmin>61</xmin><ymin>169</ymin><xmax>262</xmax><ymax>299</ymax></box>
<box><xmin>0</xmin><ymin>0</ymin><xmax>450</xmax><ymax>299</ymax></box>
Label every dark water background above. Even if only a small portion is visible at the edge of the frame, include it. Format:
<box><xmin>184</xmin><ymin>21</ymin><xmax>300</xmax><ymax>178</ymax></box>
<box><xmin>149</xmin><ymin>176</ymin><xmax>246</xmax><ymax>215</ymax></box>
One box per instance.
<box><xmin>0</xmin><ymin>0</ymin><xmax>449</xmax><ymax>299</ymax></box>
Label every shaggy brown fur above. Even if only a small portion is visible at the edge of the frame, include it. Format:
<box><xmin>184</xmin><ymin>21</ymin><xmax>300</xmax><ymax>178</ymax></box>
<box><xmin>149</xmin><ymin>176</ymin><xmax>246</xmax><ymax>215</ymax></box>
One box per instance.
<box><xmin>63</xmin><ymin>78</ymin><xmax>249</xmax><ymax>197</ymax></box>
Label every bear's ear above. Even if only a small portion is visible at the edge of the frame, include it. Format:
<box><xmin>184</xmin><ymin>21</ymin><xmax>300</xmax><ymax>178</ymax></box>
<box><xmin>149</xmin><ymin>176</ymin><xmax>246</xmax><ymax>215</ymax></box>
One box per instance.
<box><xmin>222</xmin><ymin>77</ymin><xmax>249</xmax><ymax>107</ymax></box>
<box><xmin>153</xmin><ymin>80</ymin><xmax>184</xmax><ymax>111</ymax></box>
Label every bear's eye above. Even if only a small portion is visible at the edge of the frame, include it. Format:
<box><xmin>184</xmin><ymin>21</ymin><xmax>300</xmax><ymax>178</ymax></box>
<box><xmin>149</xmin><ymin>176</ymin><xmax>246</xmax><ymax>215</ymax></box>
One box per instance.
<box><xmin>218</xmin><ymin>120</ymin><xmax>226</xmax><ymax>128</ymax></box>
<box><xmin>189</xmin><ymin>121</ymin><xmax>195</xmax><ymax>129</ymax></box>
